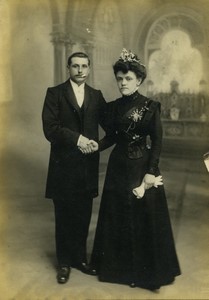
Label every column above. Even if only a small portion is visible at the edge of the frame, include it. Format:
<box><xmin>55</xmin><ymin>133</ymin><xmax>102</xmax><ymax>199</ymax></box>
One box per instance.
<box><xmin>51</xmin><ymin>24</ymin><xmax>66</xmax><ymax>85</ymax></box>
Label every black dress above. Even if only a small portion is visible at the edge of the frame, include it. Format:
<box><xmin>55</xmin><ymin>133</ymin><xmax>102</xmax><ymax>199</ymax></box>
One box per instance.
<box><xmin>91</xmin><ymin>91</ymin><xmax>181</xmax><ymax>290</ymax></box>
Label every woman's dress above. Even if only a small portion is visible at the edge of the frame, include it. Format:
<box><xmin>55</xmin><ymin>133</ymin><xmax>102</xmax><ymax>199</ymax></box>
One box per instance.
<box><xmin>91</xmin><ymin>91</ymin><xmax>181</xmax><ymax>290</ymax></box>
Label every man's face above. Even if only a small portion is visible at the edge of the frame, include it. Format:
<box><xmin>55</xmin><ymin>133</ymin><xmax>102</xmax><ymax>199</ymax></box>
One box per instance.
<box><xmin>68</xmin><ymin>57</ymin><xmax>90</xmax><ymax>85</ymax></box>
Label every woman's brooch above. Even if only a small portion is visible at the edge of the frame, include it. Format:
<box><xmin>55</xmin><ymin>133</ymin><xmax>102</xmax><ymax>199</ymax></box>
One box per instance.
<box><xmin>128</xmin><ymin>105</ymin><xmax>149</xmax><ymax>123</ymax></box>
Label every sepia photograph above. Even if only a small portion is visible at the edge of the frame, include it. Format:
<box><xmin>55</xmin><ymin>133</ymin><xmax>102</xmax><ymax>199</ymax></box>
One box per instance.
<box><xmin>0</xmin><ymin>0</ymin><xmax>209</xmax><ymax>299</ymax></box>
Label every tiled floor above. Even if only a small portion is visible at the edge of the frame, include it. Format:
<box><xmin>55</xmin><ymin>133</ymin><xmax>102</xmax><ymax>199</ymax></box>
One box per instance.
<box><xmin>0</xmin><ymin>151</ymin><xmax>209</xmax><ymax>300</ymax></box>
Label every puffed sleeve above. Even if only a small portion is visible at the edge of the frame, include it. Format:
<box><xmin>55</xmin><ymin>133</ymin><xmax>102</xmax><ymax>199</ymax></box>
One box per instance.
<box><xmin>99</xmin><ymin>100</ymin><xmax>117</xmax><ymax>151</ymax></box>
<box><xmin>98</xmin><ymin>90</ymin><xmax>107</xmax><ymax>131</ymax></box>
<box><xmin>147</xmin><ymin>103</ymin><xmax>162</xmax><ymax>174</ymax></box>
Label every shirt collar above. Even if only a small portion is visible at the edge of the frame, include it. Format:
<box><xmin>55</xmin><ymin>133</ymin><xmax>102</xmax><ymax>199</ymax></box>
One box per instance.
<box><xmin>70</xmin><ymin>79</ymin><xmax>85</xmax><ymax>91</ymax></box>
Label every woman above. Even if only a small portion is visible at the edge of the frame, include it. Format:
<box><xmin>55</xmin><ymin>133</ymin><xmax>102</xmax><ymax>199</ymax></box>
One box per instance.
<box><xmin>90</xmin><ymin>49</ymin><xmax>181</xmax><ymax>291</ymax></box>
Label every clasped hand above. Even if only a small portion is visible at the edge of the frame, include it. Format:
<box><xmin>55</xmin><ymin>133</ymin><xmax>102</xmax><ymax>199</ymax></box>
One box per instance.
<box><xmin>78</xmin><ymin>135</ymin><xmax>98</xmax><ymax>154</ymax></box>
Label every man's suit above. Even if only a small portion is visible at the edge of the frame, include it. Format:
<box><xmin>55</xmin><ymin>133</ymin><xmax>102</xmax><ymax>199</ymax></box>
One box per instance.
<box><xmin>42</xmin><ymin>79</ymin><xmax>106</xmax><ymax>267</ymax></box>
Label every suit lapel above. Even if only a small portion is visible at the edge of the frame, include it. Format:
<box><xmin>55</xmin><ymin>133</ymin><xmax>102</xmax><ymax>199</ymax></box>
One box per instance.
<box><xmin>63</xmin><ymin>80</ymin><xmax>81</xmax><ymax>114</ymax></box>
<box><xmin>84</xmin><ymin>84</ymin><xmax>91</xmax><ymax>111</ymax></box>
<box><xmin>63</xmin><ymin>81</ymin><xmax>92</xmax><ymax>117</ymax></box>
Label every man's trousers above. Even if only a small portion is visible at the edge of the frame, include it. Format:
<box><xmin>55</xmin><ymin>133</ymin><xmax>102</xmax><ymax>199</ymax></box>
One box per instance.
<box><xmin>53</xmin><ymin>193</ymin><xmax>93</xmax><ymax>267</ymax></box>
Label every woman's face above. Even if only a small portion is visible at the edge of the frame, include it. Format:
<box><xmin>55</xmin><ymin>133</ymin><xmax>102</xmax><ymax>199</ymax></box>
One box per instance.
<box><xmin>115</xmin><ymin>70</ymin><xmax>142</xmax><ymax>95</ymax></box>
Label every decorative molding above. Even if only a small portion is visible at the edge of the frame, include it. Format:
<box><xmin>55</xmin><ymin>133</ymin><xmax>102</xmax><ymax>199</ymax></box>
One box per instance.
<box><xmin>163</xmin><ymin>120</ymin><xmax>209</xmax><ymax>138</ymax></box>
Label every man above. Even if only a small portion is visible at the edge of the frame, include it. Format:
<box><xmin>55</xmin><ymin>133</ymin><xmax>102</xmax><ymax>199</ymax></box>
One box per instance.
<box><xmin>42</xmin><ymin>52</ymin><xmax>106</xmax><ymax>284</ymax></box>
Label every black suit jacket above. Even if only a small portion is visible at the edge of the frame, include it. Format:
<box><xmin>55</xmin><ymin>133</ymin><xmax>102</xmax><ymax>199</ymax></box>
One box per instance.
<box><xmin>42</xmin><ymin>80</ymin><xmax>106</xmax><ymax>198</ymax></box>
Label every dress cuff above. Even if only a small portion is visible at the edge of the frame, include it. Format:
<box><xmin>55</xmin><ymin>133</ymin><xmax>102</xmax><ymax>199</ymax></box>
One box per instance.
<box><xmin>147</xmin><ymin>167</ymin><xmax>156</xmax><ymax>175</ymax></box>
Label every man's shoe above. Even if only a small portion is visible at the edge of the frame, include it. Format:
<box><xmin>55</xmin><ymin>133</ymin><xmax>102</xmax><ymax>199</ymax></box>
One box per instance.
<box><xmin>73</xmin><ymin>262</ymin><xmax>97</xmax><ymax>276</ymax></box>
<box><xmin>57</xmin><ymin>266</ymin><xmax>71</xmax><ymax>284</ymax></box>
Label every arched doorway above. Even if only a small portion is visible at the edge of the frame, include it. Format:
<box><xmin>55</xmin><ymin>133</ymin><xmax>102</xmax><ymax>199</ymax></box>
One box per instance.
<box><xmin>144</xmin><ymin>14</ymin><xmax>205</xmax><ymax>94</ymax></box>
<box><xmin>148</xmin><ymin>29</ymin><xmax>203</xmax><ymax>93</ymax></box>
<box><xmin>137</xmin><ymin>12</ymin><xmax>209</xmax><ymax>156</ymax></box>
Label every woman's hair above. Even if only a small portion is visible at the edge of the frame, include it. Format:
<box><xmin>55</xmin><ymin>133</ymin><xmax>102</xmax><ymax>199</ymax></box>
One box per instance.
<box><xmin>113</xmin><ymin>49</ymin><xmax>146</xmax><ymax>83</ymax></box>
<box><xmin>113</xmin><ymin>60</ymin><xmax>147</xmax><ymax>83</ymax></box>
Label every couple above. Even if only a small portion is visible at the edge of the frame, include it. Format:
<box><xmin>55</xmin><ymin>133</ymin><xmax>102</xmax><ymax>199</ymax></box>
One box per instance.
<box><xmin>42</xmin><ymin>50</ymin><xmax>180</xmax><ymax>291</ymax></box>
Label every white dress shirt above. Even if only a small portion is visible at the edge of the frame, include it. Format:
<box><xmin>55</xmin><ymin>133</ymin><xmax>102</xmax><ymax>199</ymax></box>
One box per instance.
<box><xmin>70</xmin><ymin>79</ymin><xmax>85</xmax><ymax>108</ymax></box>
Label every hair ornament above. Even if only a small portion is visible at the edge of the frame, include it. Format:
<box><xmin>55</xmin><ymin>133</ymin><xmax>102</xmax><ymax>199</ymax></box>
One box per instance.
<box><xmin>119</xmin><ymin>48</ymin><xmax>145</xmax><ymax>66</ymax></box>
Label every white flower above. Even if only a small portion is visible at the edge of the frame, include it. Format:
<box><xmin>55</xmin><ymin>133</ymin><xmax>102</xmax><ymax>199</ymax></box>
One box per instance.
<box><xmin>119</xmin><ymin>48</ymin><xmax>141</xmax><ymax>63</ymax></box>
<box><xmin>129</xmin><ymin>108</ymin><xmax>143</xmax><ymax>122</ymax></box>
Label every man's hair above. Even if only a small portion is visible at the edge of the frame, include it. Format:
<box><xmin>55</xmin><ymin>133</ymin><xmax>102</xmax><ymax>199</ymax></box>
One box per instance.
<box><xmin>67</xmin><ymin>52</ymin><xmax>90</xmax><ymax>66</ymax></box>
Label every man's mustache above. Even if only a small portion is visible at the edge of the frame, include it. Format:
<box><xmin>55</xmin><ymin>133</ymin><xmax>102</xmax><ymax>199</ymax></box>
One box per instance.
<box><xmin>76</xmin><ymin>74</ymin><xmax>86</xmax><ymax>78</ymax></box>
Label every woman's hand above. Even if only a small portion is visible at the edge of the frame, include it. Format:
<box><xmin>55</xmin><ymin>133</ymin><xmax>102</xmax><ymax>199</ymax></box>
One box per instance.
<box><xmin>89</xmin><ymin>140</ymin><xmax>99</xmax><ymax>152</ymax></box>
<box><xmin>133</xmin><ymin>175</ymin><xmax>163</xmax><ymax>199</ymax></box>
<box><xmin>144</xmin><ymin>173</ymin><xmax>155</xmax><ymax>190</ymax></box>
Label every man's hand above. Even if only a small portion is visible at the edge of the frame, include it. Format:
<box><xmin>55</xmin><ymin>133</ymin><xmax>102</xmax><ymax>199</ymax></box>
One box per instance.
<box><xmin>77</xmin><ymin>135</ymin><xmax>90</xmax><ymax>149</ymax></box>
<box><xmin>144</xmin><ymin>173</ymin><xmax>155</xmax><ymax>190</ymax></box>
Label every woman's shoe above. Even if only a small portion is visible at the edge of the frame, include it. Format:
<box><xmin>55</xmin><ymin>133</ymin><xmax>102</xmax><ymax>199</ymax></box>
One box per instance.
<box><xmin>72</xmin><ymin>262</ymin><xmax>98</xmax><ymax>276</ymax></box>
<box><xmin>130</xmin><ymin>282</ymin><xmax>136</xmax><ymax>288</ymax></box>
<box><xmin>148</xmin><ymin>285</ymin><xmax>160</xmax><ymax>292</ymax></box>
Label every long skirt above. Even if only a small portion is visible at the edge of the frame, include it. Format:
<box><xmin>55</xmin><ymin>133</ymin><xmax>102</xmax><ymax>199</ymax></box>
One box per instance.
<box><xmin>91</xmin><ymin>146</ymin><xmax>181</xmax><ymax>290</ymax></box>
